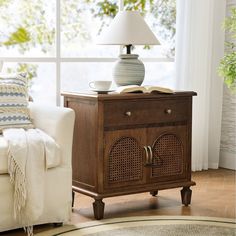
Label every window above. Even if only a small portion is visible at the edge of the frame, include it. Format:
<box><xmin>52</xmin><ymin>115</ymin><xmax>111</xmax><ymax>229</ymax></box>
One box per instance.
<box><xmin>0</xmin><ymin>0</ymin><xmax>176</xmax><ymax>105</ymax></box>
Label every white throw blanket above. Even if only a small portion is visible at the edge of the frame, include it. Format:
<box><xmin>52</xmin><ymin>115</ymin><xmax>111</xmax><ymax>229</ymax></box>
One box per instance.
<box><xmin>3</xmin><ymin>128</ymin><xmax>60</xmax><ymax>235</ymax></box>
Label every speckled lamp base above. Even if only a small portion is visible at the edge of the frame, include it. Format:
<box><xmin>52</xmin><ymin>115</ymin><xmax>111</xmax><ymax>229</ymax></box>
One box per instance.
<box><xmin>112</xmin><ymin>54</ymin><xmax>145</xmax><ymax>86</ymax></box>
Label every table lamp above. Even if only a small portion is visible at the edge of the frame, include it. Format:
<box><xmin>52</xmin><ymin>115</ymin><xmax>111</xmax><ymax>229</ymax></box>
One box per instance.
<box><xmin>97</xmin><ymin>11</ymin><xmax>160</xmax><ymax>86</ymax></box>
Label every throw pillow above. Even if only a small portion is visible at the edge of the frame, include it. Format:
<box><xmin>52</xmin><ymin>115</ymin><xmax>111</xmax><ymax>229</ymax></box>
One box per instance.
<box><xmin>0</xmin><ymin>73</ymin><xmax>33</xmax><ymax>132</ymax></box>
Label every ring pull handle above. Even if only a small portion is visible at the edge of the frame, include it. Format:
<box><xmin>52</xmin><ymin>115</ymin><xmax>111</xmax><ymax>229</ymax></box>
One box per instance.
<box><xmin>125</xmin><ymin>111</ymin><xmax>132</xmax><ymax>117</ymax></box>
<box><xmin>147</xmin><ymin>146</ymin><xmax>153</xmax><ymax>164</ymax></box>
<box><xmin>143</xmin><ymin>146</ymin><xmax>150</xmax><ymax>165</ymax></box>
<box><xmin>165</xmin><ymin>109</ymin><xmax>172</xmax><ymax>114</ymax></box>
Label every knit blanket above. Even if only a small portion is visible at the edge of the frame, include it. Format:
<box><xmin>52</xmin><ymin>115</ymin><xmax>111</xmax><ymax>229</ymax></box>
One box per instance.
<box><xmin>3</xmin><ymin>128</ymin><xmax>60</xmax><ymax>235</ymax></box>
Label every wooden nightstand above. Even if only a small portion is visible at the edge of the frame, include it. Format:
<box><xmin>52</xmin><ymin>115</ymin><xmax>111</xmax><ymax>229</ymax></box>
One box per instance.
<box><xmin>62</xmin><ymin>91</ymin><xmax>197</xmax><ymax>220</ymax></box>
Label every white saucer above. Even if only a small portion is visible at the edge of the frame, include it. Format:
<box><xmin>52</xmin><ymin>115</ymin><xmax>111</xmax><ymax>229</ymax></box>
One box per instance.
<box><xmin>90</xmin><ymin>89</ymin><xmax>115</xmax><ymax>94</ymax></box>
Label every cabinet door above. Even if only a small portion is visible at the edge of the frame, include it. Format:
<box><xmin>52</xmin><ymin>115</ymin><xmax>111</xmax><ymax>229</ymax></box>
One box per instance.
<box><xmin>104</xmin><ymin>129</ymin><xmax>146</xmax><ymax>190</ymax></box>
<box><xmin>146</xmin><ymin>125</ymin><xmax>189</xmax><ymax>183</ymax></box>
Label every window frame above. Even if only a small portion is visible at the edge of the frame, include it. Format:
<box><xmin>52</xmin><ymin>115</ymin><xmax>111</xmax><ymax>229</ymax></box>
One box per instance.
<box><xmin>0</xmin><ymin>0</ymin><xmax>174</xmax><ymax>106</ymax></box>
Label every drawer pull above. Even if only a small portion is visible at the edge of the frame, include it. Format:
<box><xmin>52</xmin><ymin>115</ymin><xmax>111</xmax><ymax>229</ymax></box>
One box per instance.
<box><xmin>165</xmin><ymin>109</ymin><xmax>172</xmax><ymax>114</ymax></box>
<box><xmin>147</xmin><ymin>146</ymin><xmax>153</xmax><ymax>163</ymax></box>
<box><xmin>144</xmin><ymin>146</ymin><xmax>153</xmax><ymax>167</ymax></box>
<box><xmin>144</xmin><ymin>146</ymin><xmax>150</xmax><ymax>165</ymax></box>
<box><xmin>125</xmin><ymin>111</ymin><xmax>132</xmax><ymax>117</ymax></box>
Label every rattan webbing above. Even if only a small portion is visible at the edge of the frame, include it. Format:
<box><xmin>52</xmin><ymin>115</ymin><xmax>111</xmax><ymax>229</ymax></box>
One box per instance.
<box><xmin>108</xmin><ymin>137</ymin><xmax>143</xmax><ymax>183</ymax></box>
<box><xmin>152</xmin><ymin>134</ymin><xmax>183</xmax><ymax>177</ymax></box>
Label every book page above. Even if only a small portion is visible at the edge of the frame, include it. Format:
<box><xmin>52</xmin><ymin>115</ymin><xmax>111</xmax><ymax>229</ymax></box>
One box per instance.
<box><xmin>116</xmin><ymin>85</ymin><xmax>174</xmax><ymax>94</ymax></box>
<box><xmin>143</xmin><ymin>85</ymin><xmax>174</xmax><ymax>94</ymax></box>
<box><xmin>116</xmin><ymin>85</ymin><xmax>146</xmax><ymax>93</ymax></box>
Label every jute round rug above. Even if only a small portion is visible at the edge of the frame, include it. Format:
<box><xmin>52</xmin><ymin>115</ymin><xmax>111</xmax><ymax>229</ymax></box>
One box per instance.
<box><xmin>36</xmin><ymin>216</ymin><xmax>236</xmax><ymax>236</ymax></box>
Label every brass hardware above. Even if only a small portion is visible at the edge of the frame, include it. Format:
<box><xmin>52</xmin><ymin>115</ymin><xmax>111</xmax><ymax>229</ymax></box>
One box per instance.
<box><xmin>165</xmin><ymin>109</ymin><xmax>172</xmax><ymax>114</ymax></box>
<box><xmin>125</xmin><ymin>111</ymin><xmax>132</xmax><ymax>116</ymax></box>
<box><xmin>147</xmin><ymin>146</ymin><xmax>153</xmax><ymax>164</ymax></box>
<box><xmin>144</xmin><ymin>146</ymin><xmax>154</xmax><ymax>166</ymax></box>
<box><xmin>143</xmin><ymin>146</ymin><xmax>149</xmax><ymax>165</ymax></box>
<box><xmin>144</xmin><ymin>145</ymin><xmax>163</xmax><ymax>167</ymax></box>
<box><xmin>144</xmin><ymin>144</ymin><xmax>167</xmax><ymax>168</ymax></box>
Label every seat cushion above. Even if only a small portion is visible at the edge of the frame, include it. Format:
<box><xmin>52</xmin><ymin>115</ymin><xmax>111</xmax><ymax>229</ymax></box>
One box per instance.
<box><xmin>0</xmin><ymin>135</ymin><xmax>60</xmax><ymax>174</ymax></box>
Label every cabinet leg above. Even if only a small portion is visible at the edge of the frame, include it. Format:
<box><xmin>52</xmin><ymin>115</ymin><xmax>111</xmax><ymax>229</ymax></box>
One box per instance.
<box><xmin>72</xmin><ymin>191</ymin><xmax>75</xmax><ymax>207</ymax></box>
<box><xmin>181</xmin><ymin>187</ymin><xmax>192</xmax><ymax>206</ymax></box>
<box><xmin>93</xmin><ymin>198</ymin><xmax>105</xmax><ymax>220</ymax></box>
<box><xmin>150</xmin><ymin>191</ymin><xmax>158</xmax><ymax>197</ymax></box>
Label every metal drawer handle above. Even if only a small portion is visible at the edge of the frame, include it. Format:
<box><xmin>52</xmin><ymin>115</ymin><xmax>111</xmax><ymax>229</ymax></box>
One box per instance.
<box><xmin>144</xmin><ymin>146</ymin><xmax>154</xmax><ymax>166</ymax></box>
<box><xmin>147</xmin><ymin>146</ymin><xmax>153</xmax><ymax>164</ymax></box>
<box><xmin>144</xmin><ymin>146</ymin><xmax>149</xmax><ymax>165</ymax></box>
<box><xmin>165</xmin><ymin>109</ymin><xmax>172</xmax><ymax>114</ymax></box>
<box><xmin>125</xmin><ymin>111</ymin><xmax>132</xmax><ymax>116</ymax></box>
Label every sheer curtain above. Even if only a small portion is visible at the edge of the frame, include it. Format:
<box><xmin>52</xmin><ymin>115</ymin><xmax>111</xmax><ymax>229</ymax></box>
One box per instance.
<box><xmin>175</xmin><ymin>0</ymin><xmax>226</xmax><ymax>171</ymax></box>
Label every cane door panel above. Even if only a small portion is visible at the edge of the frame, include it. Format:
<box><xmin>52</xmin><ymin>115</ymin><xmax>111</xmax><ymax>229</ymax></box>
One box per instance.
<box><xmin>103</xmin><ymin>129</ymin><xmax>147</xmax><ymax>190</ymax></box>
<box><xmin>146</xmin><ymin>125</ymin><xmax>188</xmax><ymax>183</ymax></box>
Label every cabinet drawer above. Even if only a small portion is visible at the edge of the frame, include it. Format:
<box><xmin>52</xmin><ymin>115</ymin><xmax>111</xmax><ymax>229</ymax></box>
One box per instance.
<box><xmin>104</xmin><ymin>99</ymin><xmax>189</xmax><ymax>128</ymax></box>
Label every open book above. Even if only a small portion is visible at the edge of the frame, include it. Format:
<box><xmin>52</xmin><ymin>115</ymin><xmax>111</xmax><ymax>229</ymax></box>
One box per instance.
<box><xmin>116</xmin><ymin>85</ymin><xmax>174</xmax><ymax>94</ymax></box>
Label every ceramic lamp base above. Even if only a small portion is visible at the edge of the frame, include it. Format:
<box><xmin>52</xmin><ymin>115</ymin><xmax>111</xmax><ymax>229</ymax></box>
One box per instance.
<box><xmin>112</xmin><ymin>54</ymin><xmax>145</xmax><ymax>86</ymax></box>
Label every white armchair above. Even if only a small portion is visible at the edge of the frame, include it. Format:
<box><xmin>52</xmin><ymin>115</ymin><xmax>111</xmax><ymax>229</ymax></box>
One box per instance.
<box><xmin>0</xmin><ymin>103</ymin><xmax>75</xmax><ymax>232</ymax></box>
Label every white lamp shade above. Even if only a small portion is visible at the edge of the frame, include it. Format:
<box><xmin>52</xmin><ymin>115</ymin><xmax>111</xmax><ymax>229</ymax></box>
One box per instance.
<box><xmin>97</xmin><ymin>11</ymin><xmax>160</xmax><ymax>45</ymax></box>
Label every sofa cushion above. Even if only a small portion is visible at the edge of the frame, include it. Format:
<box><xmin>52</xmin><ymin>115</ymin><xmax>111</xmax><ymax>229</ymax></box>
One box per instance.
<box><xmin>0</xmin><ymin>73</ymin><xmax>33</xmax><ymax>133</ymax></box>
<box><xmin>0</xmin><ymin>135</ymin><xmax>61</xmax><ymax>174</ymax></box>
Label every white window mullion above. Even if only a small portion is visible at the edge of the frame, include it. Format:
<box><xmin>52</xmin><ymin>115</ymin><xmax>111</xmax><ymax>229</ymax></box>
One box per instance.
<box><xmin>56</xmin><ymin>0</ymin><xmax>61</xmax><ymax>106</ymax></box>
<box><xmin>119</xmin><ymin>0</ymin><xmax>124</xmax><ymax>11</ymax></box>
<box><xmin>0</xmin><ymin>0</ymin><xmax>174</xmax><ymax>107</ymax></box>
<box><xmin>0</xmin><ymin>57</ymin><xmax>174</xmax><ymax>63</ymax></box>
<box><xmin>119</xmin><ymin>0</ymin><xmax>124</xmax><ymax>54</ymax></box>
<box><xmin>141</xmin><ymin>58</ymin><xmax>174</xmax><ymax>62</ymax></box>
<box><xmin>60</xmin><ymin>58</ymin><xmax>117</xmax><ymax>62</ymax></box>
<box><xmin>0</xmin><ymin>57</ymin><xmax>57</xmax><ymax>63</ymax></box>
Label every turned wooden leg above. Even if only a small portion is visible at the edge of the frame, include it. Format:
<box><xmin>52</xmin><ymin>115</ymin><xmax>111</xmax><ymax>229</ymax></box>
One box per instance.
<box><xmin>72</xmin><ymin>191</ymin><xmax>75</xmax><ymax>207</ymax></box>
<box><xmin>181</xmin><ymin>187</ymin><xmax>192</xmax><ymax>206</ymax></box>
<box><xmin>150</xmin><ymin>190</ymin><xmax>158</xmax><ymax>197</ymax></box>
<box><xmin>93</xmin><ymin>198</ymin><xmax>105</xmax><ymax>220</ymax></box>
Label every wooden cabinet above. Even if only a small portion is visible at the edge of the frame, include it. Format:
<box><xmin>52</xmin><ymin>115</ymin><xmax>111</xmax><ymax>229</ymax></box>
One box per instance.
<box><xmin>62</xmin><ymin>91</ymin><xmax>196</xmax><ymax>220</ymax></box>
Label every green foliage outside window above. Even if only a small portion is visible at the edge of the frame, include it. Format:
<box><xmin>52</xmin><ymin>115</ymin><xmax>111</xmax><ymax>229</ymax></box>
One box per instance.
<box><xmin>0</xmin><ymin>0</ymin><xmax>176</xmax><ymax>81</ymax></box>
<box><xmin>86</xmin><ymin>0</ymin><xmax>176</xmax><ymax>56</ymax></box>
<box><xmin>0</xmin><ymin>0</ymin><xmax>55</xmax><ymax>53</ymax></box>
<box><xmin>2</xmin><ymin>27</ymin><xmax>30</xmax><ymax>46</ymax></box>
<box><xmin>0</xmin><ymin>0</ymin><xmax>55</xmax><ymax>81</ymax></box>
<box><xmin>218</xmin><ymin>7</ymin><xmax>236</xmax><ymax>93</ymax></box>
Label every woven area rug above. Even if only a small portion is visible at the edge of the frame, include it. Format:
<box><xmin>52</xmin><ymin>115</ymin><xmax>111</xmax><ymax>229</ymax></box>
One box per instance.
<box><xmin>36</xmin><ymin>216</ymin><xmax>236</xmax><ymax>236</ymax></box>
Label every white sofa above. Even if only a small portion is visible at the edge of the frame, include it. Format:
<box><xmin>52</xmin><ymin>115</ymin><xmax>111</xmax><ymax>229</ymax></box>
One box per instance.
<box><xmin>0</xmin><ymin>103</ymin><xmax>75</xmax><ymax>232</ymax></box>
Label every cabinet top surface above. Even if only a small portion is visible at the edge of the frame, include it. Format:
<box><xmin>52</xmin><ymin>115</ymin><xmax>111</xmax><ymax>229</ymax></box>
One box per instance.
<box><xmin>62</xmin><ymin>91</ymin><xmax>197</xmax><ymax>101</ymax></box>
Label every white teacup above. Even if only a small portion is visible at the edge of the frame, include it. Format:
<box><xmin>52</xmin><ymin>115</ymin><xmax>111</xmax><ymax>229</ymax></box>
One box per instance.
<box><xmin>89</xmin><ymin>80</ymin><xmax>112</xmax><ymax>91</ymax></box>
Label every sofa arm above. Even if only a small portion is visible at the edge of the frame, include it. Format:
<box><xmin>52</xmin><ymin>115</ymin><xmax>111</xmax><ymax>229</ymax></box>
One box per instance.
<box><xmin>29</xmin><ymin>102</ymin><xmax>75</xmax><ymax>167</ymax></box>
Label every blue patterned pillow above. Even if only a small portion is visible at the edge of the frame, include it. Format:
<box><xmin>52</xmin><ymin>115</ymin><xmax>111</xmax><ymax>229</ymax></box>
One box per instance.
<box><xmin>0</xmin><ymin>73</ymin><xmax>33</xmax><ymax>132</ymax></box>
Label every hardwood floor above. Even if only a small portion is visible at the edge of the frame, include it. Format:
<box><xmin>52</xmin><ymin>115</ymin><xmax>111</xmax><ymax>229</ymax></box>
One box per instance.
<box><xmin>1</xmin><ymin>168</ymin><xmax>235</xmax><ymax>235</ymax></box>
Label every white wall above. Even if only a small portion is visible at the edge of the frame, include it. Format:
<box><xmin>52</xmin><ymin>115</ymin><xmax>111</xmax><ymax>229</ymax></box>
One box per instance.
<box><xmin>219</xmin><ymin>0</ymin><xmax>236</xmax><ymax>170</ymax></box>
